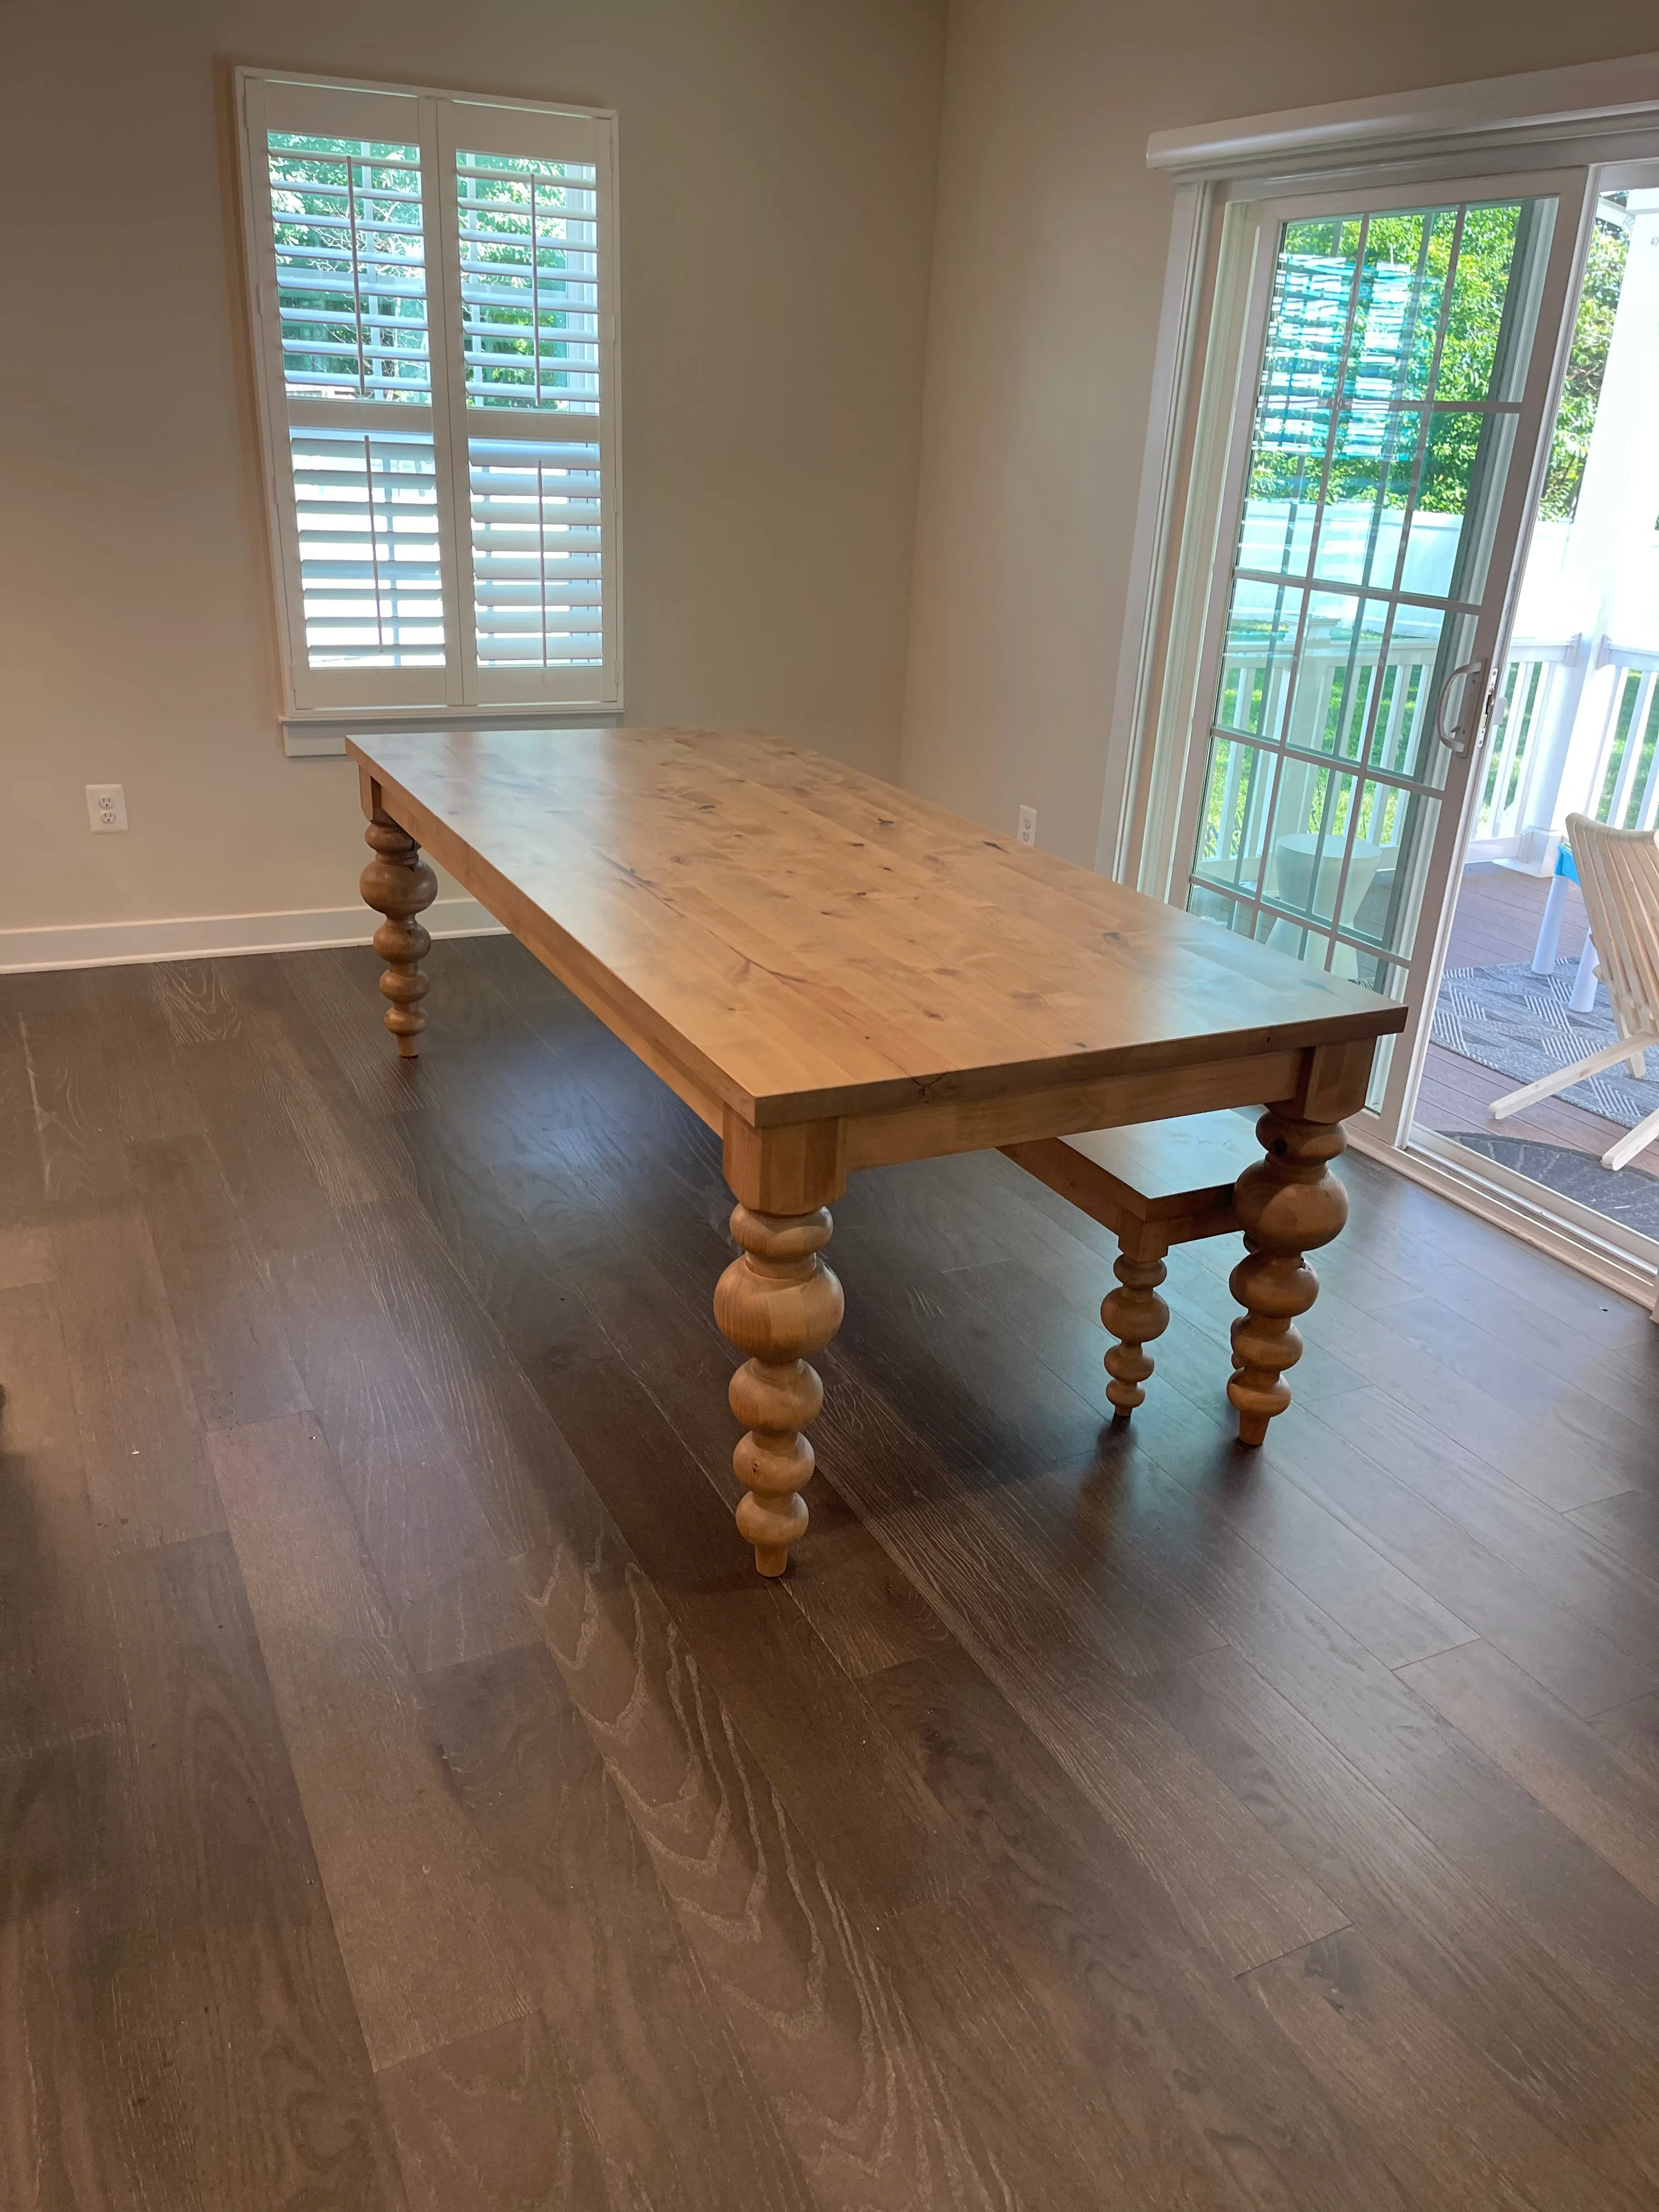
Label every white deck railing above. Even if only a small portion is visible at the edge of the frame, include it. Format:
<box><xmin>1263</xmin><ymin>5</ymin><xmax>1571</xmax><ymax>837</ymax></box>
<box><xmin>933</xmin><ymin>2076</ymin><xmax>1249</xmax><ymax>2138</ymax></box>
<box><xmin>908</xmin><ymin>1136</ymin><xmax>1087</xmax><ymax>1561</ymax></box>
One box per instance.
<box><xmin>1475</xmin><ymin>636</ymin><xmax>1577</xmax><ymax>844</ymax></box>
<box><xmin>1202</xmin><ymin>628</ymin><xmax>1659</xmax><ymax>924</ymax></box>
<box><xmin>1472</xmin><ymin>633</ymin><xmax>1659</xmax><ymax>854</ymax></box>
<box><xmin>1205</xmin><ymin>631</ymin><xmax>1447</xmax><ymax>894</ymax></box>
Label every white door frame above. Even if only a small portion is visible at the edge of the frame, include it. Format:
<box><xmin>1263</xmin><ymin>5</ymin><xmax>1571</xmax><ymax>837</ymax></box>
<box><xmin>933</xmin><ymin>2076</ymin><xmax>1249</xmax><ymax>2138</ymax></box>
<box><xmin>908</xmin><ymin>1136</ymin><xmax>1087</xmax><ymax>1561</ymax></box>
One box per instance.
<box><xmin>1099</xmin><ymin>48</ymin><xmax>1659</xmax><ymax>901</ymax></box>
<box><xmin>1169</xmin><ymin>165</ymin><xmax>1594</xmax><ymax>1143</ymax></box>
<box><xmin>1099</xmin><ymin>54</ymin><xmax>1659</xmax><ymax>1306</ymax></box>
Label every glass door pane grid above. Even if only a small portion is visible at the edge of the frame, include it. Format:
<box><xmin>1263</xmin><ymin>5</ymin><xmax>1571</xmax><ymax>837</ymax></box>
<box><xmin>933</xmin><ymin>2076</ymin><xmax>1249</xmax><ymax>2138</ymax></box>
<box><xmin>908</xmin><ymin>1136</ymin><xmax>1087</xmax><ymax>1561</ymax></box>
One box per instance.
<box><xmin>1194</xmin><ymin>196</ymin><xmax>1546</xmax><ymax>980</ymax></box>
<box><xmin>1188</xmin><ymin>875</ymin><xmax>1410</xmax><ymax>983</ymax></box>
<box><xmin>1243</xmin><ymin>206</ymin><xmax>1465</xmax><ymax>601</ymax></box>
<box><xmin>1212</xmin><ymin>605</ymin><xmax>1463</xmax><ymax>774</ymax></box>
<box><xmin>1231</xmin><ymin>568</ymin><xmax>1483</xmax><ymax>614</ymax></box>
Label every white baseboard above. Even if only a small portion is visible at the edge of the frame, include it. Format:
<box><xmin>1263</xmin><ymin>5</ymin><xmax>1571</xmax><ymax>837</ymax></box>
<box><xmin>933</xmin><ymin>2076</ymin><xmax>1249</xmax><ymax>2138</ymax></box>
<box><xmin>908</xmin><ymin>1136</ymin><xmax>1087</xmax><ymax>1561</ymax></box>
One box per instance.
<box><xmin>0</xmin><ymin>898</ymin><xmax>505</xmax><ymax>974</ymax></box>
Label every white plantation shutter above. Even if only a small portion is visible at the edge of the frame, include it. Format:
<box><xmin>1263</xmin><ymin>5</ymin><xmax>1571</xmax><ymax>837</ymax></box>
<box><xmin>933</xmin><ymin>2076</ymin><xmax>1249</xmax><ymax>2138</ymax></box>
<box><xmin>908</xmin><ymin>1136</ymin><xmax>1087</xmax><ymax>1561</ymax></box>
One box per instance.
<box><xmin>238</xmin><ymin>73</ymin><xmax>619</xmax><ymax>716</ymax></box>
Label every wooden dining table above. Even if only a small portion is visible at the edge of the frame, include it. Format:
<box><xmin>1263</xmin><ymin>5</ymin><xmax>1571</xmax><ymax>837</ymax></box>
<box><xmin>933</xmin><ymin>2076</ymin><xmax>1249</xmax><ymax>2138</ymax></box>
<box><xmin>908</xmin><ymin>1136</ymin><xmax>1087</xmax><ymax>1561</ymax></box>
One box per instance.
<box><xmin>347</xmin><ymin>727</ymin><xmax>1407</xmax><ymax>1577</ymax></box>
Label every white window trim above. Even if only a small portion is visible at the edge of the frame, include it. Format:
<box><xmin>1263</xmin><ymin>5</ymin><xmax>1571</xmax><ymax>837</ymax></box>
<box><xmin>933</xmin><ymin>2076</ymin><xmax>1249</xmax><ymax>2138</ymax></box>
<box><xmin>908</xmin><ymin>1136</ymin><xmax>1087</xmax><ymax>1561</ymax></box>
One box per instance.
<box><xmin>1095</xmin><ymin>48</ymin><xmax>1659</xmax><ymax>894</ymax></box>
<box><xmin>233</xmin><ymin>66</ymin><xmax>623</xmax><ymax>729</ymax></box>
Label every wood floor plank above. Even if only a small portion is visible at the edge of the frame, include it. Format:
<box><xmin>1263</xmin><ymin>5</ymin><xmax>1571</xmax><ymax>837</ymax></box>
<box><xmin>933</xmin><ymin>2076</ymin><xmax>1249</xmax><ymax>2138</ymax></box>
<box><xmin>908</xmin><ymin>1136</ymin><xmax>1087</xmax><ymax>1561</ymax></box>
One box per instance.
<box><xmin>542</xmin><ymin>1350</ymin><xmax>976</xmax><ymax>1917</ymax></box>
<box><xmin>394</xmin><ymin>1560</ymin><xmax>541</xmax><ymax>1677</ymax></box>
<box><xmin>386</xmin><ymin>1103</ymin><xmax>619</xmax><ymax>1389</ymax></box>
<box><xmin>104</xmin><ymin>1533</ymin><xmax>407</xmax><ymax>2210</ymax></box>
<box><xmin>825</xmin><ymin>1251</ymin><xmax>1229</xmax><ymax>1680</ymax></box>
<box><xmin>319</xmin><ymin>1193</ymin><xmax>603</xmax><ymax>1573</ymax></box>
<box><xmin>882</xmin><ymin>1877</ymin><xmax>1265</xmax><ymax>2212</ymax></box>
<box><xmin>1312</xmin><ymin>1146</ymin><xmax>1656</xmax><ymax>1352</ymax></box>
<box><xmin>1245</xmin><ymin>1928</ymin><xmax>1645</xmax><ymax>2212</ymax></box>
<box><xmin>375</xmin><ymin>2015</ymin><xmax>606</xmax><ymax>2212</ymax></box>
<box><xmin>207</xmin><ymin>1413</ymin><xmax>532</xmax><ymax>2071</ymax></box>
<box><xmin>0</xmin><ymin>1734</ymin><xmax>207</xmax><ymax>2211</ymax></box>
<box><xmin>397</xmin><ymin>1075</ymin><xmax>955</xmax><ymax>1708</ymax></box>
<box><xmin>870</xmin><ymin>1645</ymin><xmax>1426</xmax><ymax>2212</ymax></box>
<box><xmin>60</xmin><ymin>964</ymin><xmax>208</xmax><ymax>1149</ymax></box>
<box><xmin>934</xmin><ymin>1240</ymin><xmax>1476</xmax><ymax>1675</ymax></box>
<box><xmin>222</xmin><ymin>952</ymin><xmax>436</xmax><ymax>1181</ymax></box>
<box><xmin>511</xmin><ymin>1511</ymin><xmax>1054</xmax><ymax>2211</ymax></box>
<box><xmin>1569</xmin><ymin>1488</ymin><xmax>1659</xmax><ymax>1592</ymax></box>
<box><xmin>1087</xmin><ymin>1419</ymin><xmax>1659</xmax><ymax>2055</ymax></box>
<box><xmin>421</xmin><ymin>1641</ymin><xmax>816</xmax><ymax>2212</ymax></box>
<box><xmin>1230</xmin><ymin>1394</ymin><xmax>1657</xmax><ymax>1718</ymax></box>
<box><xmin>0</xmin><ymin>1222</ymin><xmax>52</xmax><ymax>1290</ymax></box>
<box><xmin>130</xmin><ymin>1133</ymin><xmax>309</xmax><ymax>1432</ymax></box>
<box><xmin>1306</xmin><ymin>1388</ymin><xmax>1659</xmax><ymax>1695</ymax></box>
<box><xmin>0</xmin><ymin>1282</ymin><xmax>123</xmax><ymax>1759</ymax></box>
<box><xmin>1595</xmin><ymin>1694</ymin><xmax>1659</xmax><ymax>1788</ymax></box>
<box><xmin>808</xmin><ymin>1358</ymin><xmax>1347</xmax><ymax>1975</ymax></box>
<box><xmin>1352</xmin><ymin>1240</ymin><xmax>1656</xmax><ymax>1389</ymax></box>
<box><xmin>274</xmin><ymin>946</ymin><xmax>431</xmax><ymax>1120</ymax></box>
<box><xmin>0</xmin><ymin>1011</ymin><xmax>48</xmax><ymax>1226</ymax></box>
<box><xmin>462</xmin><ymin>932</ymin><xmax>704</xmax><ymax>1147</ymax></box>
<box><xmin>7</xmin><ymin>937</ymin><xmax>1659</xmax><ymax>2209</ymax></box>
<box><xmin>148</xmin><ymin>959</ymin><xmax>246</xmax><ymax>1046</ymax></box>
<box><xmin>16</xmin><ymin>1003</ymin><xmax>137</xmax><ymax>1205</ymax></box>
<box><xmin>1147</xmin><ymin>1644</ymin><xmax>1659</xmax><ymax>2195</ymax></box>
<box><xmin>1242</xmin><ymin>1277</ymin><xmax>1639</xmax><ymax>1512</ymax></box>
<box><xmin>48</xmin><ymin>1202</ymin><xmax>223</xmax><ymax>1554</ymax></box>
<box><xmin>259</xmin><ymin>1218</ymin><xmax>513</xmax><ymax>1628</ymax></box>
<box><xmin>1399</xmin><ymin>1639</ymin><xmax>1659</xmax><ymax>1909</ymax></box>
<box><xmin>1369</xmin><ymin>1285</ymin><xmax>1659</xmax><ymax>1460</ymax></box>
<box><xmin>769</xmin><ymin>1471</ymin><xmax>952</xmax><ymax>1680</ymax></box>
<box><xmin>180</xmin><ymin>988</ymin><xmax>403</xmax><ymax>1251</ymax></box>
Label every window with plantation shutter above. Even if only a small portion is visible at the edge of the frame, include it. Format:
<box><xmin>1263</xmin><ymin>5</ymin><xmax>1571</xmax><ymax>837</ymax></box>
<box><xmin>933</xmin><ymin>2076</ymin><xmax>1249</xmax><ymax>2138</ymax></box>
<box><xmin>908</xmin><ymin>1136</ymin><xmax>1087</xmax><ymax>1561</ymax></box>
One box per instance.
<box><xmin>236</xmin><ymin>70</ymin><xmax>620</xmax><ymax>720</ymax></box>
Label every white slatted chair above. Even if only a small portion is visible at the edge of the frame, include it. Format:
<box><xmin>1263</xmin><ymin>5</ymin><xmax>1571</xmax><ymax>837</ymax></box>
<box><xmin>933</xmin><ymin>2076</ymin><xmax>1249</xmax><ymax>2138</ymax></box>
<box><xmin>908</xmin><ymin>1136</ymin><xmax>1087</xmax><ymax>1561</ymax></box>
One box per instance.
<box><xmin>1489</xmin><ymin>813</ymin><xmax>1659</xmax><ymax>1170</ymax></box>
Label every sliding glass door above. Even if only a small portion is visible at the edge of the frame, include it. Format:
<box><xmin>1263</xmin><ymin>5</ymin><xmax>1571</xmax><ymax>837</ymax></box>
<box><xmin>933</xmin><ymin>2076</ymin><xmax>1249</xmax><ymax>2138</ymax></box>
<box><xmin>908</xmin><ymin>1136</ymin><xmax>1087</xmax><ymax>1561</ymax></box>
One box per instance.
<box><xmin>1176</xmin><ymin>172</ymin><xmax>1590</xmax><ymax>1130</ymax></box>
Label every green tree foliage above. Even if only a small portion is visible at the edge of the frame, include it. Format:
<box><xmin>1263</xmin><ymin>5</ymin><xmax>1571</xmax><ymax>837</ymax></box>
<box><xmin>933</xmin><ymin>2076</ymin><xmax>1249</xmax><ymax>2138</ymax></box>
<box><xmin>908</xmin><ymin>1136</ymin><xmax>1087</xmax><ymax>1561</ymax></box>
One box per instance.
<box><xmin>267</xmin><ymin>135</ymin><xmax>430</xmax><ymax>398</ymax></box>
<box><xmin>1250</xmin><ymin>204</ymin><xmax>1627</xmax><ymax>528</ymax></box>
<box><xmin>1539</xmin><ymin>216</ymin><xmax>1628</xmax><ymax>521</ymax></box>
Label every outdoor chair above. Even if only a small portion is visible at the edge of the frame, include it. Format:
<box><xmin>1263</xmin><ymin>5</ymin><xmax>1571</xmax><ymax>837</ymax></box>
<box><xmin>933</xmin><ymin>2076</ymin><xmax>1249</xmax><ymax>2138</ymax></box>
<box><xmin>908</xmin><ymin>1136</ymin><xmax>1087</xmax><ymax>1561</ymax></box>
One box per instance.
<box><xmin>1489</xmin><ymin>812</ymin><xmax>1659</xmax><ymax>1171</ymax></box>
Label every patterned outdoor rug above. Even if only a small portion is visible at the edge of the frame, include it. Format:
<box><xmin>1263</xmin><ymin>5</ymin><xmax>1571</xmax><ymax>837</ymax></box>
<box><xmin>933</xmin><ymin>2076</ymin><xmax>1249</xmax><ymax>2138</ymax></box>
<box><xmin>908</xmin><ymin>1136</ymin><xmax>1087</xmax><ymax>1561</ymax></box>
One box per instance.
<box><xmin>1449</xmin><ymin>1131</ymin><xmax>1659</xmax><ymax>1235</ymax></box>
<box><xmin>1430</xmin><ymin>959</ymin><xmax>1659</xmax><ymax>1130</ymax></box>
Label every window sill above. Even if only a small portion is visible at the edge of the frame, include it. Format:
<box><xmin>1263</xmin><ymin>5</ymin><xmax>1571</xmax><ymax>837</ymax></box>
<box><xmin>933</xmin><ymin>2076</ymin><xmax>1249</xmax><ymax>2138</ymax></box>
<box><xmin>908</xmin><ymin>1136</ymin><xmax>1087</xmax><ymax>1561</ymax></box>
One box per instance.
<box><xmin>281</xmin><ymin>703</ymin><xmax>624</xmax><ymax>759</ymax></box>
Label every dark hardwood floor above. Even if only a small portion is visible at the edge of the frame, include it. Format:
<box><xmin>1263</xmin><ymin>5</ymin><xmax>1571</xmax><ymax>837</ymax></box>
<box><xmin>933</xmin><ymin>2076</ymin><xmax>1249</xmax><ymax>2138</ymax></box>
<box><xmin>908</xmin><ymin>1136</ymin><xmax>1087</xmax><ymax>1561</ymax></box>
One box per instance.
<box><xmin>4</xmin><ymin>934</ymin><xmax>1659</xmax><ymax>2209</ymax></box>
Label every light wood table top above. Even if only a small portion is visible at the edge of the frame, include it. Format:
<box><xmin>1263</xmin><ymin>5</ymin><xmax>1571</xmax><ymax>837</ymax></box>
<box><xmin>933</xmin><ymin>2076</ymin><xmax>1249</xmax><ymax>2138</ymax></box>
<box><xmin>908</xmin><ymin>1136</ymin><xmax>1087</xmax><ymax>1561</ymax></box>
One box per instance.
<box><xmin>347</xmin><ymin>725</ymin><xmax>1407</xmax><ymax>1575</ymax></box>
<box><xmin>348</xmin><ymin>728</ymin><xmax>1404</xmax><ymax>1176</ymax></box>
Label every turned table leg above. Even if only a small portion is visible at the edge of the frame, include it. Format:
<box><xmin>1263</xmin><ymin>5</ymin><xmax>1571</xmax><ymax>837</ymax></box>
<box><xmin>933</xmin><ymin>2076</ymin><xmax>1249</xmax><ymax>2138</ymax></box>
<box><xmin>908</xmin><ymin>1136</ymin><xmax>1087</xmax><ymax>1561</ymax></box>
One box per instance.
<box><xmin>1227</xmin><ymin>1107</ymin><xmax>1348</xmax><ymax>1447</ymax></box>
<box><xmin>1101</xmin><ymin>1226</ymin><xmax>1170</xmax><ymax>1418</ymax></box>
<box><xmin>360</xmin><ymin>809</ymin><xmax>437</xmax><ymax>1057</ymax></box>
<box><xmin>713</xmin><ymin>1204</ymin><xmax>844</xmax><ymax>1576</ymax></box>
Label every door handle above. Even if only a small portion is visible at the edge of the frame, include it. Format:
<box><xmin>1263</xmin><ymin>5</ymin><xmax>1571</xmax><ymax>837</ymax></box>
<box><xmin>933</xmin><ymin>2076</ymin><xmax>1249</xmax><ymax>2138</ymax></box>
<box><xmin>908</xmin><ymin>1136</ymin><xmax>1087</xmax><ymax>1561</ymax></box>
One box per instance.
<box><xmin>1434</xmin><ymin>659</ymin><xmax>1487</xmax><ymax>757</ymax></box>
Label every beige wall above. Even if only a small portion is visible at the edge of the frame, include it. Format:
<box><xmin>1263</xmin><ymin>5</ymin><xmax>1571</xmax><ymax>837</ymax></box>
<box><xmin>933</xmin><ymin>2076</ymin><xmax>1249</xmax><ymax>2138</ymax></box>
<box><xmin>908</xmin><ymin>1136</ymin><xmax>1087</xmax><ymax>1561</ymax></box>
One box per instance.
<box><xmin>900</xmin><ymin>0</ymin><xmax>1659</xmax><ymax>867</ymax></box>
<box><xmin>0</xmin><ymin>0</ymin><xmax>944</xmax><ymax>941</ymax></box>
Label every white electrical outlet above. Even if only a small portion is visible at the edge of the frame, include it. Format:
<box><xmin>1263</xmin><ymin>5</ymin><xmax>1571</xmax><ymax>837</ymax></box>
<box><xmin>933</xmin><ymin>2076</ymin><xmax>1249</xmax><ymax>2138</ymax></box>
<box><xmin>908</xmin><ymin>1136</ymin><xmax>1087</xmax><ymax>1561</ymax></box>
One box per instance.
<box><xmin>1017</xmin><ymin>804</ymin><xmax>1037</xmax><ymax>847</ymax></box>
<box><xmin>87</xmin><ymin>783</ymin><xmax>128</xmax><ymax>833</ymax></box>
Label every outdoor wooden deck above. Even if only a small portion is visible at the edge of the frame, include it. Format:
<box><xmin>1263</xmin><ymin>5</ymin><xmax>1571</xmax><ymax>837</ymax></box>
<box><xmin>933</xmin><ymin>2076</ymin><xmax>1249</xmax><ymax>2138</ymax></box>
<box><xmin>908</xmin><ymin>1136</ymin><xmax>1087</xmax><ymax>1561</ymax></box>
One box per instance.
<box><xmin>1415</xmin><ymin>862</ymin><xmax>1659</xmax><ymax>1174</ymax></box>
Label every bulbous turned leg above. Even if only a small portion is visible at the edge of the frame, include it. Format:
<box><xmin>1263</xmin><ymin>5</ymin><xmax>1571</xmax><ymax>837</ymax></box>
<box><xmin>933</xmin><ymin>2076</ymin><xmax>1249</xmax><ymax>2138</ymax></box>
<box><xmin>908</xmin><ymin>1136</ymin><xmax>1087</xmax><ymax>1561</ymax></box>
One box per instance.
<box><xmin>360</xmin><ymin>810</ymin><xmax>437</xmax><ymax>1057</ymax></box>
<box><xmin>1101</xmin><ymin>1245</ymin><xmax>1170</xmax><ymax>1417</ymax></box>
<box><xmin>713</xmin><ymin>1204</ymin><xmax>844</xmax><ymax>1576</ymax></box>
<box><xmin>1227</xmin><ymin>1109</ymin><xmax>1348</xmax><ymax>1447</ymax></box>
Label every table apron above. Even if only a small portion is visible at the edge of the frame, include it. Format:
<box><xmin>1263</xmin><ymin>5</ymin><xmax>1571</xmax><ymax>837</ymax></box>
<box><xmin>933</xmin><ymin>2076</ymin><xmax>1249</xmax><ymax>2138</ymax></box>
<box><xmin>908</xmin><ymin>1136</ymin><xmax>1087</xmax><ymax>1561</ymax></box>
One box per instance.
<box><xmin>839</xmin><ymin>1047</ymin><xmax>1307</xmax><ymax>1172</ymax></box>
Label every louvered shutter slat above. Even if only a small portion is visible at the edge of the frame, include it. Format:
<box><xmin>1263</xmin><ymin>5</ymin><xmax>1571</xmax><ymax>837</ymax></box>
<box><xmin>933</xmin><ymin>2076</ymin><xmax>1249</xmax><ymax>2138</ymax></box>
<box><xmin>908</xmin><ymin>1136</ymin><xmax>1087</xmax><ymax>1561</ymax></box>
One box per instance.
<box><xmin>454</xmin><ymin>131</ymin><xmax>613</xmax><ymax>691</ymax></box>
<box><xmin>469</xmin><ymin>430</ymin><xmax>604</xmax><ymax>672</ymax></box>
<box><xmin>242</xmin><ymin>71</ymin><xmax>617</xmax><ymax>712</ymax></box>
<box><xmin>288</xmin><ymin>428</ymin><xmax>444</xmax><ymax>667</ymax></box>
